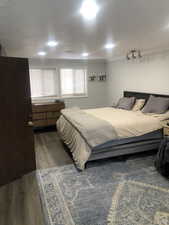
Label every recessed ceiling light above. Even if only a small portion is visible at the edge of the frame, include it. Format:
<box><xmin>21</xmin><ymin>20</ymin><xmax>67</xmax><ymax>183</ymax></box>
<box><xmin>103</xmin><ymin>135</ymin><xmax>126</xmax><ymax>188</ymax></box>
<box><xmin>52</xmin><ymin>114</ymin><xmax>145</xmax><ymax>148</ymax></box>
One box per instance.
<box><xmin>163</xmin><ymin>23</ymin><xmax>169</xmax><ymax>30</ymax></box>
<box><xmin>104</xmin><ymin>43</ymin><xmax>116</xmax><ymax>49</ymax></box>
<box><xmin>82</xmin><ymin>52</ymin><xmax>89</xmax><ymax>57</ymax></box>
<box><xmin>47</xmin><ymin>41</ymin><xmax>59</xmax><ymax>47</ymax></box>
<box><xmin>38</xmin><ymin>51</ymin><xmax>47</xmax><ymax>56</ymax></box>
<box><xmin>80</xmin><ymin>0</ymin><xmax>99</xmax><ymax>20</ymax></box>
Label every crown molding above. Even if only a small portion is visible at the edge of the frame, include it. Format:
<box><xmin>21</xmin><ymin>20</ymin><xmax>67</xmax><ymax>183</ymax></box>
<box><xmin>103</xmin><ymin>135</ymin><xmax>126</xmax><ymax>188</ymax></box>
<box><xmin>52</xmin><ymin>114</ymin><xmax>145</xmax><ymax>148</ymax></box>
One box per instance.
<box><xmin>29</xmin><ymin>57</ymin><xmax>107</xmax><ymax>64</ymax></box>
<box><xmin>106</xmin><ymin>47</ymin><xmax>169</xmax><ymax>63</ymax></box>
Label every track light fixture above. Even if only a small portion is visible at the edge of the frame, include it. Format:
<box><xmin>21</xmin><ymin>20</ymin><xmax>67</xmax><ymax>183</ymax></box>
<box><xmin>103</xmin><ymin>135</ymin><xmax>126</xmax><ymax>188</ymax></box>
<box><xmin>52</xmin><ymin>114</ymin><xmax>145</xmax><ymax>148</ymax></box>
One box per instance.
<box><xmin>126</xmin><ymin>49</ymin><xmax>142</xmax><ymax>60</ymax></box>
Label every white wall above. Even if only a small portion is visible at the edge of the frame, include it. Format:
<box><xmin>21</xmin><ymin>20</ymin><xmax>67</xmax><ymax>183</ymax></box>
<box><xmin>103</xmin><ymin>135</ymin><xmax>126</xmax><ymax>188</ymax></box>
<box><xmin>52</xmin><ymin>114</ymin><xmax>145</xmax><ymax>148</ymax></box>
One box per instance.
<box><xmin>29</xmin><ymin>58</ymin><xmax>108</xmax><ymax>109</ymax></box>
<box><xmin>107</xmin><ymin>52</ymin><xmax>169</xmax><ymax>105</ymax></box>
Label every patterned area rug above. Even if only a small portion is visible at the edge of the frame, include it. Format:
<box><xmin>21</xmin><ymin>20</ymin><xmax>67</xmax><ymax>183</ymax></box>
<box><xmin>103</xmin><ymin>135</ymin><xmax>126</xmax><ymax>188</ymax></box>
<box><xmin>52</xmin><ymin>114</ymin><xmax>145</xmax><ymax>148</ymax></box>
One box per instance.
<box><xmin>37</xmin><ymin>154</ymin><xmax>169</xmax><ymax>225</ymax></box>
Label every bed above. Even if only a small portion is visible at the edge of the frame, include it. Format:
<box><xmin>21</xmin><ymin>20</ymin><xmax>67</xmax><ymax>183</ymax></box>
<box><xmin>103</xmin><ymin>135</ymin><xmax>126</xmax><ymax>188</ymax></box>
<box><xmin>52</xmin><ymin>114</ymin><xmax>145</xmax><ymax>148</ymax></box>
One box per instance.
<box><xmin>57</xmin><ymin>91</ymin><xmax>169</xmax><ymax>170</ymax></box>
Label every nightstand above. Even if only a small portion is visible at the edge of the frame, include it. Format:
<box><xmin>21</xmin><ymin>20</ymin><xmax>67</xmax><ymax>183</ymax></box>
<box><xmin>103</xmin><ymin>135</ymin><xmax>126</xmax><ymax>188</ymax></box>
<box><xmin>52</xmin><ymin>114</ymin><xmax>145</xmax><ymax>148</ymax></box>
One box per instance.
<box><xmin>164</xmin><ymin>125</ymin><xmax>169</xmax><ymax>136</ymax></box>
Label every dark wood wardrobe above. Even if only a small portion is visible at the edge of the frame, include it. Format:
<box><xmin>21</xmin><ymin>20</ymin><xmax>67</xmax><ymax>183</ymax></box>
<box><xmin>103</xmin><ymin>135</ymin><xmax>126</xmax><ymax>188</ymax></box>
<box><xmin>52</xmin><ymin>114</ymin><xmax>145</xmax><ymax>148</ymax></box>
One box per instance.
<box><xmin>0</xmin><ymin>56</ymin><xmax>36</xmax><ymax>186</ymax></box>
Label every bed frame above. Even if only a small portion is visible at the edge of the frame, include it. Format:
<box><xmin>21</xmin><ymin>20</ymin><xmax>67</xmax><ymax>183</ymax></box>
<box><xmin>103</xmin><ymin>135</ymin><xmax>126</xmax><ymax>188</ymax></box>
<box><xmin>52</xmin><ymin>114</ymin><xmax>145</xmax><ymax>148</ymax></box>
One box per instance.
<box><xmin>87</xmin><ymin>91</ymin><xmax>169</xmax><ymax>163</ymax></box>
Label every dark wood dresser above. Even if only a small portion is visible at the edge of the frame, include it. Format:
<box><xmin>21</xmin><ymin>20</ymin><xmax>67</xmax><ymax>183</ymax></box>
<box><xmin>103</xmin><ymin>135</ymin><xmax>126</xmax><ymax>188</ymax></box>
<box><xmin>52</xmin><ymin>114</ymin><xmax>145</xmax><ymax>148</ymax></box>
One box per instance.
<box><xmin>32</xmin><ymin>101</ymin><xmax>65</xmax><ymax>129</ymax></box>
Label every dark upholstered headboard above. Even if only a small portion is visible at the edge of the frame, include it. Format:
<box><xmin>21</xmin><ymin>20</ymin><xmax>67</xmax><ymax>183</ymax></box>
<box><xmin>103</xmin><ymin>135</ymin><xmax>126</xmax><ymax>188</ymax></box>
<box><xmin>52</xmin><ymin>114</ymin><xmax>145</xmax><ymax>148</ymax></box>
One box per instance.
<box><xmin>124</xmin><ymin>91</ymin><xmax>169</xmax><ymax>103</ymax></box>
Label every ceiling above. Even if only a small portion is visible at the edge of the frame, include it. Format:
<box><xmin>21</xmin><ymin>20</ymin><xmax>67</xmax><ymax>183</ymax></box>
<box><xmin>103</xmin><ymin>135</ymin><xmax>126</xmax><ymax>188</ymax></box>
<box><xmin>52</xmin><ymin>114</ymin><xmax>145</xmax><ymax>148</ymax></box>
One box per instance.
<box><xmin>1</xmin><ymin>0</ymin><xmax>169</xmax><ymax>60</ymax></box>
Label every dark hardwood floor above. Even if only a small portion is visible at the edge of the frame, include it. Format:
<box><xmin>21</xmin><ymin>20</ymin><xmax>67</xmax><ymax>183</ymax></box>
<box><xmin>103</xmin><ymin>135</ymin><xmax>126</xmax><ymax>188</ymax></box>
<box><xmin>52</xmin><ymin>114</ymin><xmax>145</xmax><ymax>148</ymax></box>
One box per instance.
<box><xmin>35</xmin><ymin>131</ymin><xmax>72</xmax><ymax>169</ymax></box>
<box><xmin>0</xmin><ymin>131</ymin><xmax>72</xmax><ymax>225</ymax></box>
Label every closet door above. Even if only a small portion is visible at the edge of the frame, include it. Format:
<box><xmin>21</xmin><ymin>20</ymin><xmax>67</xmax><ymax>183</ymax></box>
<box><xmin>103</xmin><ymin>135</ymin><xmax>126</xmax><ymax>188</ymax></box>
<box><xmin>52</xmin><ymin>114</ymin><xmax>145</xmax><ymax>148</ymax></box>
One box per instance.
<box><xmin>0</xmin><ymin>56</ymin><xmax>36</xmax><ymax>186</ymax></box>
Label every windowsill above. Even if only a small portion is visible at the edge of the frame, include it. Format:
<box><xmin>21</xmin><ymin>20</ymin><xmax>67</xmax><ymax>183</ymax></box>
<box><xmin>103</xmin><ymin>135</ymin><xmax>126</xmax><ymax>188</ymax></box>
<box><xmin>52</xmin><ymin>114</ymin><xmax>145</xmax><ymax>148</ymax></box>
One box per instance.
<box><xmin>61</xmin><ymin>95</ymin><xmax>88</xmax><ymax>99</ymax></box>
<box><xmin>31</xmin><ymin>95</ymin><xmax>88</xmax><ymax>104</ymax></box>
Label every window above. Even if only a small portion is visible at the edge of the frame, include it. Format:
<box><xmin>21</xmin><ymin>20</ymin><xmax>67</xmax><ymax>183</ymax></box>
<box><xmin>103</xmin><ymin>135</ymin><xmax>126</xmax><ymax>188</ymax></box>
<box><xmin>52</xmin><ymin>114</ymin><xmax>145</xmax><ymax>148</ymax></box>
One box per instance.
<box><xmin>29</xmin><ymin>67</ymin><xmax>87</xmax><ymax>100</ymax></box>
<box><xmin>29</xmin><ymin>69</ymin><xmax>58</xmax><ymax>98</ymax></box>
<box><xmin>60</xmin><ymin>68</ymin><xmax>87</xmax><ymax>97</ymax></box>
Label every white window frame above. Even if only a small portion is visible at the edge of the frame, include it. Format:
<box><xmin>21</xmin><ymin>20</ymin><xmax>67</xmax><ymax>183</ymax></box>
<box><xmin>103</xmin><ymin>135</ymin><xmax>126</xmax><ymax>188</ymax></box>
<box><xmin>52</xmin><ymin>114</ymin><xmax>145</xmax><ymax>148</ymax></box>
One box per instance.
<box><xmin>29</xmin><ymin>66</ymin><xmax>88</xmax><ymax>102</ymax></box>
<box><xmin>29</xmin><ymin>67</ymin><xmax>59</xmax><ymax>102</ymax></box>
<box><xmin>60</xmin><ymin>68</ymin><xmax>88</xmax><ymax>98</ymax></box>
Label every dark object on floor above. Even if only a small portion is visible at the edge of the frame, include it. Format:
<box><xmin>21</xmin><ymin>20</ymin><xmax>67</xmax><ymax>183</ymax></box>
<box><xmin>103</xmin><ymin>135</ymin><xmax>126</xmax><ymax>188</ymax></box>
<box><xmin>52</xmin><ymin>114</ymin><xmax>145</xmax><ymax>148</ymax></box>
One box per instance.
<box><xmin>155</xmin><ymin>137</ymin><xmax>169</xmax><ymax>177</ymax></box>
<box><xmin>34</xmin><ymin>125</ymin><xmax>56</xmax><ymax>133</ymax></box>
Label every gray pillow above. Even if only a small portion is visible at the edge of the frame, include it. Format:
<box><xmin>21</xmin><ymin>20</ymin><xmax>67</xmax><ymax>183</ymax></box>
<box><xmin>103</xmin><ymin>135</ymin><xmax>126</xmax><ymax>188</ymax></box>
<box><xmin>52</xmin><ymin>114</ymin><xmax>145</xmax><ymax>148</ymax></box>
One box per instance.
<box><xmin>142</xmin><ymin>95</ymin><xmax>169</xmax><ymax>114</ymax></box>
<box><xmin>116</xmin><ymin>97</ymin><xmax>135</xmax><ymax>110</ymax></box>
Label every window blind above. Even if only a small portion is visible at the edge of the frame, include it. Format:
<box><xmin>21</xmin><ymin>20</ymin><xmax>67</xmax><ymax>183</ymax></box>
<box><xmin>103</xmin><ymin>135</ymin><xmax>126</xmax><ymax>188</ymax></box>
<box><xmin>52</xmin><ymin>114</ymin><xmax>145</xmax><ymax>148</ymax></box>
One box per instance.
<box><xmin>29</xmin><ymin>69</ymin><xmax>58</xmax><ymax>98</ymax></box>
<box><xmin>60</xmin><ymin>68</ymin><xmax>87</xmax><ymax>97</ymax></box>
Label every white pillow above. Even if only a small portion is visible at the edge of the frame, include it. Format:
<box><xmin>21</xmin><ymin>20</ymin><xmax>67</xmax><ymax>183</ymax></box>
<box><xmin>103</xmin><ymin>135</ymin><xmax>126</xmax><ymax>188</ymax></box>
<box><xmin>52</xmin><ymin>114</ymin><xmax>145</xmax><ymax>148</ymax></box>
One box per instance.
<box><xmin>149</xmin><ymin>110</ymin><xmax>169</xmax><ymax>121</ymax></box>
<box><xmin>132</xmin><ymin>99</ymin><xmax>145</xmax><ymax>111</ymax></box>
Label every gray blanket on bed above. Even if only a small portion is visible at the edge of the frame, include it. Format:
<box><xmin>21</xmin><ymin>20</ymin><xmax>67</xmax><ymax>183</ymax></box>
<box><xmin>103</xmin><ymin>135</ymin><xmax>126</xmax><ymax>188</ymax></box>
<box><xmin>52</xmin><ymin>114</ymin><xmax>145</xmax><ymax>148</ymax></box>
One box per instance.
<box><xmin>61</xmin><ymin>108</ymin><xmax>118</xmax><ymax>148</ymax></box>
